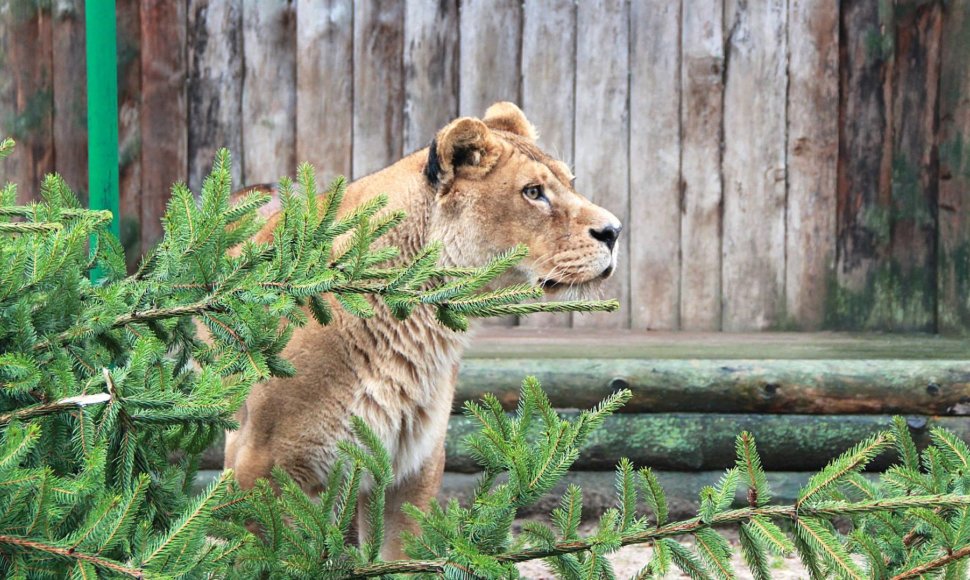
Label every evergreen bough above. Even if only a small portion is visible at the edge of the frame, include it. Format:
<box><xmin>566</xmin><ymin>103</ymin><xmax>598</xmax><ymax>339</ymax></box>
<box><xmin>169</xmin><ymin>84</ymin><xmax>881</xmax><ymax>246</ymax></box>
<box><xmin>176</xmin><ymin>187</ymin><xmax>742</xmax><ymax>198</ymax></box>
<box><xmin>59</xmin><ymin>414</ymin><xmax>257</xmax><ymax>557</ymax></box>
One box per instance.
<box><xmin>0</xmin><ymin>137</ymin><xmax>968</xmax><ymax>578</ymax></box>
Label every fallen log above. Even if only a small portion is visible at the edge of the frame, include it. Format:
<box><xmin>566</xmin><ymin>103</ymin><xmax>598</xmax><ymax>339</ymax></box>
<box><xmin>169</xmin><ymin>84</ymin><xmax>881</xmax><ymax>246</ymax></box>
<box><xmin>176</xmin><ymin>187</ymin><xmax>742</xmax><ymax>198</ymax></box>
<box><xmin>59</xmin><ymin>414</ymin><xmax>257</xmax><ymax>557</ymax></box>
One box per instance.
<box><xmin>200</xmin><ymin>413</ymin><xmax>970</xmax><ymax>473</ymax></box>
<box><xmin>455</xmin><ymin>358</ymin><xmax>970</xmax><ymax>415</ymax></box>
<box><xmin>444</xmin><ymin>413</ymin><xmax>970</xmax><ymax>472</ymax></box>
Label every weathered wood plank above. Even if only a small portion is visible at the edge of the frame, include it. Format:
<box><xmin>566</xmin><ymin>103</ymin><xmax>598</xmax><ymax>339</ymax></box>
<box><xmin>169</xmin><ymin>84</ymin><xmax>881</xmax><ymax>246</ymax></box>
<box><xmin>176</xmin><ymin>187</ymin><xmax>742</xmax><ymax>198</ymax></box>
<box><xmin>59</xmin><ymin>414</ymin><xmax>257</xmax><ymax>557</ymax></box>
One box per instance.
<box><xmin>352</xmin><ymin>0</ymin><xmax>405</xmax><ymax>179</ymax></box>
<box><xmin>721</xmin><ymin>0</ymin><xmax>788</xmax><ymax>330</ymax></box>
<box><xmin>403</xmin><ymin>0</ymin><xmax>458</xmax><ymax>153</ymax></box>
<box><xmin>573</xmin><ymin>0</ymin><xmax>630</xmax><ymax>329</ymax></box>
<box><xmin>458</xmin><ymin>0</ymin><xmax>521</xmax><ymax>117</ymax></box>
<box><xmin>446</xmin><ymin>413</ymin><xmax>970</xmax><ymax>472</ymax></box>
<box><xmin>465</xmin><ymin>327</ymin><xmax>970</xmax><ymax>360</ymax></box>
<box><xmin>140</xmin><ymin>1</ymin><xmax>187</xmax><ymax>253</ymax></box>
<box><xmin>454</xmin><ymin>358</ymin><xmax>970</xmax><ymax>415</ymax></box>
<box><xmin>187</xmin><ymin>0</ymin><xmax>244</xmax><ymax>192</ymax></box>
<box><xmin>834</xmin><ymin>0</ymin><xmax>895</xmax><ymax>329</ymax></box>
<box><xmin>52</xmin><ymin>0</ymin><xmax>87</xmax><ymax>203</ymax></box>
<box><xmin>889</xmin><ymin>1</ymin><xmax>942</xmax><ymax>332</ymax></box>
<box><xmin>116</xmin><ymin>1</ymin><xmax>142</xmax><ymax>268</ymax></box>
<box><xmin>785</xmin><ymin>0</ymin><xmax>838</xmax><ymax>330</ymax></box>
<box><xmin>518</xmin><ymin>0</ymin><xmax>575</xmax><ymax>329</ymax></box>
<box><xmin>680</xmin><ymin>0</ymin><xmax>724</xmax><ymax>330</ymax></box>
<box><xmin>630</xmin><ymin>0</ymin><xmax>681</xmax><ymax>330</ymax></box>
<box><xmin>2</xmin><ymin>2</ymin><xmax>54</xmax><ymax>202</ymax></box>
<box><xmin>242</xmin><ymin>0</ymin><xmax>296</xmax><ymax>184</ymax></box>
<box><xmin>296</xmin><ymin>0</ymin><xmax>353</xmax><ymax>183</ymax></box>
<box><xmin>459</xmin><ymin>0</ymin><xmax>521</xmax><ymax>327</ymax></box>
<box><xmin>939</xmin><ymin>0</ymin><xmax>970</xmax><ymax>333</ymax></box>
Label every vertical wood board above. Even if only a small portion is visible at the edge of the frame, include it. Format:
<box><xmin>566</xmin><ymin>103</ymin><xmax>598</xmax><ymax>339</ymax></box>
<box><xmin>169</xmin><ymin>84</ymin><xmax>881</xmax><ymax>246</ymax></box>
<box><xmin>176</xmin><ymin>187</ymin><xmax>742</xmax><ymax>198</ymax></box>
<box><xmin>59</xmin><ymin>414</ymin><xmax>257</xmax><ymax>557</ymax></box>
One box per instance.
<box><xmin>458</xmin><ymin>0</ymin><xmax>521</xmax><ymax>118</ymax></box>
<box><xmin>296</xmin><ymin>0</ymin><xmax>353</xmax><ymax>184</ymax></box>
<box><xmin>116</xmin><ymin>1</ymin><xmax>142</xmax><ymax>268</ymax></box>
<box><xmin>938</xmin><ymin>0</ymin><xmax>970</xmax><ymax>333</ymax></box>
<box><xmin>834</xmin><ymin>0</ymin><xmax>895</xmax><ymax>329</ymax></box>
<box><xmin>140</xmin><ymin>1</ymin><xmax>187</xmax><ymax>252</ymax></box>
<box><xmin>721</xmin><ymin>0</ymin><xmax>789</xmax><ymax>331</ymax></box>
<box><xmin>519</xmin><ymin>0</ymin><xmax>576</xmax><ymax>329</ymax></box>
<box><xmin>888</xmin><ymin>1</ymin><xmax>942</xmax><ymax>332</ymax></box>
<box><xmin>242</xmin><ymin>0</ymin><xmax>296</xmax><ymax>184</ymax></box>
<box><xmin>680</xmin><ymin>0</ymin><xmax>724</xmax><ymax>330</ymax></box>
<box><xmin>352</xmin><ymin>0</ymin><xmax>405</xmax><ymax>178</ymax></box>
<box><xmin>52</xmin><ymin>0</ymin><xmax>88</xmax><ymax>203</ymax></box>
<box><xmin>630</xmin><ymin>0</ymin><xmax>681</xmax><ymax>330</ymax></box>
<box><xmin>3</xmin><ymin>3</ymin><xmax>54</xmax><ymax>202</ymax></box>
<box><xmin>785</xmin><ymin>0</ymin><xmax>839</xmax><ymax>330</ymax></box>
<box><xmin>573</xmin><ymin>0</ymin><xmax>630</xmax><ymax>329</ymax></box>
<box><xmin>403</xmin><ymin>0</ymin><xmax>459</xmax><ymax>154</ymax></box>
<box><xmin>187</xmin><ymin>0</ymin><xmax>244</xmax><ymax>192</ymax></box>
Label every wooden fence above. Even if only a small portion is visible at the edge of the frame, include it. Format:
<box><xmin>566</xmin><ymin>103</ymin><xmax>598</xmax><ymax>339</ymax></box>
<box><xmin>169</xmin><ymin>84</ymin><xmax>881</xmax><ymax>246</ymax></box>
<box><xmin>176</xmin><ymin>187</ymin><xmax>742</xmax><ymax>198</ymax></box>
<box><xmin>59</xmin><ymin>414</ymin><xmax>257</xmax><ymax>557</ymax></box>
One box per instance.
<box><xmin>2</xmin><ymin>0</ymin><xmax>970</xmax><ymax>333</ymax></box>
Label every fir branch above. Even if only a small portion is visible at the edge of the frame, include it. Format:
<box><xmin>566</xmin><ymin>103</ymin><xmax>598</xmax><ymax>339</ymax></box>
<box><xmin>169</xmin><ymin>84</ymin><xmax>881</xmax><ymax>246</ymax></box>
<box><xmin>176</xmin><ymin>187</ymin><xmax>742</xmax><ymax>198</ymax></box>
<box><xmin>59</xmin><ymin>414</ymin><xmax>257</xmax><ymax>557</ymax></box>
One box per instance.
<box><xmin>0</xmin><ymin>535</ymin><xmax>143</xmax><ymax>577</ymax></box>
<box><xmin>347</xmin><ymin>496</ymin><xmax>970</xmax><ymax>577</ymax></box>
<box><xmin>0</xmin><ymin>394</ymin><xmax>110</xmax><ymax>425</ymax></box>
<box><xmin>890</xmin><ymin>545</ymin><xmax>970</xmax><ymax>580</ymax></box>
<box><xmin>0</xmin><ymin>222</ymin><xmax>63</xmax><ymax>233</ymax></box>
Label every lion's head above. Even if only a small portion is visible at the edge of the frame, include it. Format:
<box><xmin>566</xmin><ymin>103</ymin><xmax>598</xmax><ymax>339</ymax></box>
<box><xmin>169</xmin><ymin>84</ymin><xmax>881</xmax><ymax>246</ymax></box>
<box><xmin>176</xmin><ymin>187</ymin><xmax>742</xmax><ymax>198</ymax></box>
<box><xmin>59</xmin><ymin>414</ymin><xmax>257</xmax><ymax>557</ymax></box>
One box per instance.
<box><xmin>423</xmin><ymin>102</ymin><xmax>621</xmax><ymax>297</ymax></box>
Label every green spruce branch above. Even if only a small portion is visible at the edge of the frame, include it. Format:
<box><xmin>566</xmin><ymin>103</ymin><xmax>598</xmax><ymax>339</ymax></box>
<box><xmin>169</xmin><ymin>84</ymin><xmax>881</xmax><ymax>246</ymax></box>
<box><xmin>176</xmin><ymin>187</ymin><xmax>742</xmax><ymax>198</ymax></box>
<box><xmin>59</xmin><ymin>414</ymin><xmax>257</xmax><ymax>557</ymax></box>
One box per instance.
<box><xmin>233</xmin><ymin>377</ymin><xmax>970</xmax><ymax>580</ymax></box>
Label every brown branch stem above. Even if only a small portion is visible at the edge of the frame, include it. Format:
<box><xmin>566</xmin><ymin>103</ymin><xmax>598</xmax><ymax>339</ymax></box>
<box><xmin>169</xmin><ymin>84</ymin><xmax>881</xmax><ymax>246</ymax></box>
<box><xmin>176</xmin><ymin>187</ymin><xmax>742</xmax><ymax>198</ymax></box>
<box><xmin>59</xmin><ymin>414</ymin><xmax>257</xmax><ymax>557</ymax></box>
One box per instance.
<box><xmin>891</xmin><ymin>545</ymin><xmax>970</xmax><ymax>580</ymax></box>
<box><xmin>0</xmin><ymin>534</ymin><xmax>143</xmax><ymax>577</ymax></box>
<box><xmin>348</xmin><ymin>496</ymin><xmax>970</xmax><ymax>578</ymax></box>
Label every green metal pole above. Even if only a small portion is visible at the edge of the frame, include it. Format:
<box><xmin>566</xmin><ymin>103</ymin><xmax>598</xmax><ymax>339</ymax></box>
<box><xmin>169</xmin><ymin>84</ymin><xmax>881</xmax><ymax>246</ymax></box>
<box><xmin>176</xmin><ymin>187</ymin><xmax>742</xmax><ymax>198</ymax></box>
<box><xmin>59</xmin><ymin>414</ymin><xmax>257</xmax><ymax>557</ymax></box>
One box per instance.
<box><xmin>85</xmin><ymin>0</ymin><xmax>120</xmax><ymax>242</ymax></box>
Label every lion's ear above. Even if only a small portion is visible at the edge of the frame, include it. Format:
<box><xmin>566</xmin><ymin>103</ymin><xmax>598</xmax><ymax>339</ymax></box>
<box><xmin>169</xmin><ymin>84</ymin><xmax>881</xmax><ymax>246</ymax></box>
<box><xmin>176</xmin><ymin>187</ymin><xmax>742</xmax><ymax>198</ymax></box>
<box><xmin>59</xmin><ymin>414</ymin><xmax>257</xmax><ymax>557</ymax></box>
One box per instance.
<box><xmin>424</xmin><ymin>118</ymin><xmax>499</xmax><ymax>188</ymax></box>
<box><xmin>483</xmin><ymin>102</ymin><xmax>538</xmax><ymax>141</ymax></box>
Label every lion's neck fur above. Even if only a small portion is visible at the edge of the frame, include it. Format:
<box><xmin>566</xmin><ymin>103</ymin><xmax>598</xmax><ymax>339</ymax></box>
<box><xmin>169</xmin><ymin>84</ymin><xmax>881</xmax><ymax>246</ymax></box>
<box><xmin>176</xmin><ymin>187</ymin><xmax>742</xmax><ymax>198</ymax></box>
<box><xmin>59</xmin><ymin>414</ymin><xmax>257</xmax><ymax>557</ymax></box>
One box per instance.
<box><xmin>333</xmin><ymin>151</ymin><xmax>472</xmax><ymax>481</ymax></box>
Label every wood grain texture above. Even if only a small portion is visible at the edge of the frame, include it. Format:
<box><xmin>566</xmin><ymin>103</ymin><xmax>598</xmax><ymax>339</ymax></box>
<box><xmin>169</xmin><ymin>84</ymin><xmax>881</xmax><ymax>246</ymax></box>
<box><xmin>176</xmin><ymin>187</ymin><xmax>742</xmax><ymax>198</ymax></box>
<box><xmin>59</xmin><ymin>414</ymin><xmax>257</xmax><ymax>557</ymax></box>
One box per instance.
<box><xmin>297</xmin><ymin>0</ymin><xmax>353</xmax><ymax>184</ymax></box>
<box><xmin>573</xmin><ymin>0</ymin><xmax>630</xmax><ymax>329</ymax></box>
<box><xmin>460</xmin><ymin>0</ymin><xmax>521</xmax><ymax>327</ymax></box>
<box><xmin>117</xmin><ymin>2</ymin><xmax>142</xmax><ymax>268</ymax></box>
<box><xmin>140</xmin><ymin>1</ymin><xmax>187</xmax><ymax>252</ymax></box>
<box><xmin>938</xmin><ymin>0</ymin><xmax>970</xmax><ymax>333</ymax></box>
<box><xmin>352</xmin><ymin>0</ymin><xmax>405</xmax><ymax>179</ymax></box>
<box><xmin>403</xmin><ymin>0</ymin><xmax>458</xmax><ymax>153</ymax></box>
<box><xmin>721</xmin><ymin>0</ymin><xmax>788</xmax><ymax>331</ymax></box>
<box><xmin>519</xmin><ymin>0</ymin><xmax>576</xmax><ymax>329</ymax></box>
<box><xmin>52</xmin><ymin>0</ymin><xmax>87</xmax><ymax>203</ymax></box>
<box><xmin>889</xmin><ymin>1</ymin><xmax>942</xmax><ymax>332</ymax></box>
<box><xmin>187</xmin><ymin>0</ymin><xmax>244</xmax><ymax>192</ymax></box>
<box><xmin>458</xmin><ymin>0</ymin><xmax>521</xmax><ymax>118</ymax></box>
<box><xmin>447</xmin><ymin>412</ymin><xmax>970</xmax><ymax>472</ymax></box>
<box><xmin>680</xmin><ymin>0</ymin><xmax>724</xmax><ymax>330</ymax></box>
<box><xmin>785</xmin><ymin>0</ymin><xmax>838</xmax><ymax>330</ymax></box>
<box><xmin>456</xmin><ymin>357</ymin><xmax>970</xmax><ymax>415</ymax></box>
<box><xmin>2</xmin><ymin>2</ymin><xmax>54</xmax><ymax>202</ymax></box>
<box><xmin>835</xmin><ymin>0</ymin><xmax>895</xmax><ymax>329</ymax></box>
<box><xmin>630</xmin><ymin>0</ymin><xmax>681</xmax><ymax>330</ymax></box>
<box><xmin>242</xmin><ymin>0</ymin><xmax>296</xmax><ymax>184</ymax></box>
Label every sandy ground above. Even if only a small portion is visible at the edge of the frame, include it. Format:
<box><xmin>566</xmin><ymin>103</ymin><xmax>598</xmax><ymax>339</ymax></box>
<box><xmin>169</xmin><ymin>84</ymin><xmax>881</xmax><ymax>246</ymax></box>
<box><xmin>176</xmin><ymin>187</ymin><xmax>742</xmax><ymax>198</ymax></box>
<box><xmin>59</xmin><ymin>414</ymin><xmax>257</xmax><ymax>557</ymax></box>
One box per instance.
<box><xmin>515</xmin><ymin>521</ymin><xmax>807</xmax><ymax>579</ymax></box>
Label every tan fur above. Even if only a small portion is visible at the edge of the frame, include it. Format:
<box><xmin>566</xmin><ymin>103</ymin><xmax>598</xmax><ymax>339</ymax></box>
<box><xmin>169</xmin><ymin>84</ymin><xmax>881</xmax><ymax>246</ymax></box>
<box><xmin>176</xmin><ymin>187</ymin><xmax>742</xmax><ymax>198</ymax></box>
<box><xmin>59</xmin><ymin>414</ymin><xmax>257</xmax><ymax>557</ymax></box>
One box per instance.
<box><xmin>224</xmin><ymin>103</ymin><xmax>621</xmax><ymax>559</ymax></box>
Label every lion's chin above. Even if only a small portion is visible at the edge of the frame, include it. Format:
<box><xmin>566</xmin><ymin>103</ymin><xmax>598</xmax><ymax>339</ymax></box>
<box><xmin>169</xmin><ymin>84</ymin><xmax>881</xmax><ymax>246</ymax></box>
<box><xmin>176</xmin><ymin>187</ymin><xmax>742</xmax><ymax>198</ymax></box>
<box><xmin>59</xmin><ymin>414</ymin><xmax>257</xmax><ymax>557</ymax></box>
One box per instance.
<box><xmin>537</xmin><ymin>276</ymin><xmax>604</xmax><ymax>301</ymax></box>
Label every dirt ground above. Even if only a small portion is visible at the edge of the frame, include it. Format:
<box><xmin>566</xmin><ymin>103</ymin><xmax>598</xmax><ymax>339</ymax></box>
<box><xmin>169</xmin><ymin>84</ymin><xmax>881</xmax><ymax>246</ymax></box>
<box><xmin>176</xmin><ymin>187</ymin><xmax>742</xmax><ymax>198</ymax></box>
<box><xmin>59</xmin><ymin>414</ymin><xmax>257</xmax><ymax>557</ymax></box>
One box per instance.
<box><xmin>514</xmin><ymin>521</ymin><xmax>808</xmax><ymax>579</ymax></box>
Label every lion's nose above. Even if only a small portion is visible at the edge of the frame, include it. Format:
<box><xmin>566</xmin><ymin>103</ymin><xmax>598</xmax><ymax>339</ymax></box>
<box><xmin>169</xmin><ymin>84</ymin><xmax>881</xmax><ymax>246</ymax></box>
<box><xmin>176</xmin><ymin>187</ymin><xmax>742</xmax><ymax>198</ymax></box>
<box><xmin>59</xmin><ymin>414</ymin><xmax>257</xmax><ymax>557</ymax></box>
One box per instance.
<box><xmin>589</xmin><ymin>224</ymin><xmax>621</xmax><ymax>251</ymax></box>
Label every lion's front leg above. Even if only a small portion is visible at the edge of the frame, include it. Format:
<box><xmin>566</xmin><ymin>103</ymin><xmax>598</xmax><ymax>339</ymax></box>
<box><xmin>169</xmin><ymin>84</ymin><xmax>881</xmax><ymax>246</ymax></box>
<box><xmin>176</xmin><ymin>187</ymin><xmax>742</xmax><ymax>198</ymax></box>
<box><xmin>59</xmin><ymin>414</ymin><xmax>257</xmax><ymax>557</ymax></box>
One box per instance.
<box><xmin>376</xmin><ymin>437</ymin><xmax>445</xmax><ymax>561</ymax></box>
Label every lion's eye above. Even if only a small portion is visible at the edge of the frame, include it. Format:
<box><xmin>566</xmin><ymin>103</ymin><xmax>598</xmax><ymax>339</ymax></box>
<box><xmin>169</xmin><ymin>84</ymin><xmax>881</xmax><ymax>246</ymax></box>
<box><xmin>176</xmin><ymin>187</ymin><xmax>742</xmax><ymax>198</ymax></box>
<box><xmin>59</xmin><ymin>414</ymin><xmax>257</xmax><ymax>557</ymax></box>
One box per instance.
<box><xmin>522</xmin><ymin>185</ymin><xmax>545</xmax><ymax>202</ymax></box>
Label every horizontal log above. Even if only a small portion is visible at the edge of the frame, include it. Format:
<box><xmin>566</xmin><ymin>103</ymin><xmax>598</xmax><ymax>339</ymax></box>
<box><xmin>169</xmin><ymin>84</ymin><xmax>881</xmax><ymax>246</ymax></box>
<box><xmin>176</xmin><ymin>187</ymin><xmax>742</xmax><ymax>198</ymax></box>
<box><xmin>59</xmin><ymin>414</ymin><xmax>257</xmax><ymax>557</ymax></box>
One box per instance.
<box><xmin>465</xmin><ymin>328</ymin><xmax>970</xmax><ymax>360</ymax></box>
<box><xmin>191</xmin><ymin>469</ymin><xmax>860</xmax><ymax>520</ymax></box>
<box><xmin>455</xmin><ymin>358</ymin><xmax>970</xmax><ymax>414</ymax></box>
<box><xmin>444</xmin><ymin>413</ymin><xmax>970</xmax><ymax>473</ymax></box>
<box><xmin>199</xmin><ymin>413</ymin><xmax>970</xmax><ymax>473</ymax></box>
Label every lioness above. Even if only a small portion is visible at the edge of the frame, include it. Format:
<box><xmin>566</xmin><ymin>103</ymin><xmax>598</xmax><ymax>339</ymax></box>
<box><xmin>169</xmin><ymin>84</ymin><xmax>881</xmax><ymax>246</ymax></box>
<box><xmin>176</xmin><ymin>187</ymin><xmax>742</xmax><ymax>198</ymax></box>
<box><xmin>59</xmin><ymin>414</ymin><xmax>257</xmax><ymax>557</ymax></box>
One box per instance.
<box><xmin>225</xmin><ymin>102</ymin><xmax>621</xmax><ymax>559</ymax></box>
